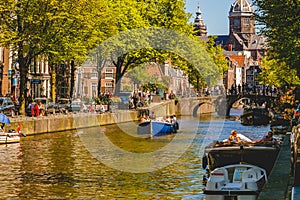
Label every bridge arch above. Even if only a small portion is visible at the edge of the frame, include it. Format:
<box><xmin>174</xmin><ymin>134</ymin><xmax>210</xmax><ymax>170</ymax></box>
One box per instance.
<box><xmin>192</xmin><ymin>102</ymin><xmax>215</xmax><ymax>117</ymax></box>
<box><xmin>176</xmin><ymin>97</ymin><xmax>217</xmax><ymax>116</ymax></box>
<box><xmin>225</xmin><ymin>94</ymin><xmax>276</xmax><ymax>116</ymax></box>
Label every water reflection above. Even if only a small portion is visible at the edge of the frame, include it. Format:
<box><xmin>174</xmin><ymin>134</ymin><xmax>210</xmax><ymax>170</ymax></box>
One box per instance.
<box><xmin>0</xmin><ymin>115</ymin><xmax>269</xmax><ymax>199</ymax></box>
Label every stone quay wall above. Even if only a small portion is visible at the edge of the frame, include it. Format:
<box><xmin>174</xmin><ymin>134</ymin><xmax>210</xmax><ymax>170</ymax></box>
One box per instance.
<box><xmin>6</xmin><ymin>99</ymin><xmax>214</xmax><ymax>135</ymax></box>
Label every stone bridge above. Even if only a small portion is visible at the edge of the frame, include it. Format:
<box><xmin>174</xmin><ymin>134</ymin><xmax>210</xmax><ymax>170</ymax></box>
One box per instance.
<box><xmin>176</xmin><ymin>97</ymin><xmax>217</xmax><ymax>117</ymax></box>
<box><xmin>215</xmin><ymin>94</ymin><xmax>277</xmax><ymax>116</ymax></box>
<box><xmin>176</xmin><ymin>94</ymin><xmax>277</xmax><ymax>117</ymax></box>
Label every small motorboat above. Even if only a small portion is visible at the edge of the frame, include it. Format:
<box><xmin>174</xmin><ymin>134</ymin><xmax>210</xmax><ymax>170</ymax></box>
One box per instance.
<box><xmin>202</xmin><ymin>136</ymin><xmax>281</xmax><ymax>175</ymax></box>
<box><xmin>137</xmin><ymin>120</ymin><xmax>178</xmax><ymax>137</ymax></box>
<box><xmin>240</xmin><ymin>107</ymin><xmax>271</xmax><ymax>126</ymax></box>
<box><xmin>0</xmin><ymin>128</ymin><xmax>26</xmax><ymax>144</ymax></box>
<box><xmin>204</xmin><ymin>164</ymin><xmax>268</xmax><ymax>200</ymax></box>
<box><xmin>0</xmin><ymin>132</ymin><xmax>21</xmax><ymax>144</ymax></box>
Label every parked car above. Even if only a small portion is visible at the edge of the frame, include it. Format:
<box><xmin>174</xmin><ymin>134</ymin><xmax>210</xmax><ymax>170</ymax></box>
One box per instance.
<box><xmin>57</xmin><ymin>98</ymin><xmax>71</xmax><ymax>114</ymax></box>
<box><xmin>66</xmin><ymin>99</ymin><xmax>82</xmax><ymax>112</ymax></box>
<box><xmin>118</xmin><ymin>92</ymin><xmax>131</xmax><ymax>109</ymax></box>
<box><xmin>0</xmin><ymin>97</ymin><xmax>16</xmax><ymax>117</ymax></box>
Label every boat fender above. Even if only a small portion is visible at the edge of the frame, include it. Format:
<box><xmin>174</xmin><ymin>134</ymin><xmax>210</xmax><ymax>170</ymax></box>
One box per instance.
<box><xmin>202</xmin><ymin>155</ymin><xmax>208</xmax><ymax>169</ymax></box>
<box><xmin>240</xmin><ymin>145</ymin><xmax>244</xmax><ymax>150</ymax></box>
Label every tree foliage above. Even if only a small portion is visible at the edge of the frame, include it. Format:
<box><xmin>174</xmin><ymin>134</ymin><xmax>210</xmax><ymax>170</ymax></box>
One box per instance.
<box><xmin>95</xmin><ymin>0</ymin><xmax>221</xmax><ymax>94</ymax></box>
<box><xmin>0</xmin><ymin>0</ymin><xmax>227</xmax><ymax>115</ymax></box>
<box><xmin>253</xmin><ymin>0</ymin><xmax>300</xmax><ymax>78</ymax></box>
<box><xmin>257</xmin><ymin>55</ymin><xmax>300</xmax><ymax>87</ymax></box>
<box><xmin>125</xmin><ymin>63</ymin><xmax>157</xmax><ymax>88</ymax></box>
<box><xmin>0</xmin><ymin>0</ymin><xmax>112</xmax><ymax>113</ymax></box>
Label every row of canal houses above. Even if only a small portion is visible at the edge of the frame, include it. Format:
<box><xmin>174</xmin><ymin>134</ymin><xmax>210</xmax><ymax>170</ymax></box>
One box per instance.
<box><xmin>0</xmin><ymin>0</ymin><xmax>265</xmax><ymax>101</ymax></box>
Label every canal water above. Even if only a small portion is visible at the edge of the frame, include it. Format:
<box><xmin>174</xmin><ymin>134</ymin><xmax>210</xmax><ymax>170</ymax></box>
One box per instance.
<box><xmin>0</xmin><ymin>110</ymin><xmax>271</xmax><ymax>199</ymax></box>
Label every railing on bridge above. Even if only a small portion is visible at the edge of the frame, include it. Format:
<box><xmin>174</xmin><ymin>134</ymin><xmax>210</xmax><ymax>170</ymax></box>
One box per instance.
<box><xmin>214</xmin><ymin>94</ymin><xmax>277</xmax><ymax>116</ymax></box>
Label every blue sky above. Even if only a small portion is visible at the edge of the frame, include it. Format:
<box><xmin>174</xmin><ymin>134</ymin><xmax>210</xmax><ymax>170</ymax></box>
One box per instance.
<box><xmin>185</xmin><ymin>0</ymin><xmax>248</xmax><ymax>35</ymax></box>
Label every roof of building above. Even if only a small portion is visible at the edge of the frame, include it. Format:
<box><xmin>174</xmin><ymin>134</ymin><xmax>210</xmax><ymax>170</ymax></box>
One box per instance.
<box><xmin>214</xmin><ymin>35</ymin><xmax>229</xmax><ymax>45</ymax></box>
<box><xmin>229</xmin><ymin>0</ymin><xmax>254</xmax><ymax>16</ymax></box>
<box><xmin>247</xmin><ymin>34</ymin><xmax>267</xmax><ymax>50</ymax></box>
<box><xmin>225</xmin><ymin>54</ymin><xmax>246</xmax><ymax>68</ymax></box>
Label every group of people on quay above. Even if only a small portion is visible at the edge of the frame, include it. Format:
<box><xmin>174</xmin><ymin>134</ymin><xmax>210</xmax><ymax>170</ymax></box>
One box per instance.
<box><xmin>129</xmin><ymin>89</ymin><xmax>177</xmax><ymax>109</ymax></box>
<box><xmin>27</xmin><ymin>100</ymin><xmax>45</xmax><ymax>117</ymax></box>
<box><xmin>15</xmin><ymin>88</ymin><xmax>180</xmax><ymax>118</ymax></box>
<box><xmin>228</xmin><ymin>83</ymin><xmax>279</xmax><ymax>96</ymax></box>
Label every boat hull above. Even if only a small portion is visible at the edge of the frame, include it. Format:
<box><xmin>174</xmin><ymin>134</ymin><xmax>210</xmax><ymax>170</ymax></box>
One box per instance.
<box><xmin>0</xmin><ymin>133</ymin><xmax>20</xmax><ymax>144</ymax></box>
<box><xmin>204</xmin><ymin>143</ymin><xmax>280</xmax><ymax>175</ymax></box>
<box><xmin>240</xmin><ymin>108</ymin><xmax>270</xmax><ymax>126</ymax></box>
<box><xmin>137</xmin><ymin>121</ymin><xmax>176</xmax><ymax>137</ymax></box>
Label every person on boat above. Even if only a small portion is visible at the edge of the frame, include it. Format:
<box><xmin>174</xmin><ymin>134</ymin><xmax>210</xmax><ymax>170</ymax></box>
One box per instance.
<box><xmin>149</xmin><ymin>111</ymin><xmax>156</xmax><ymax>120</ymax></box>
<box><xmin>0</xmin><ymin>123</ymin><xmax>4</xmax><ymax>133</ymax></box>
<box><xmin>256</xmin><ymin>131</ymin><xmax>279</xmax><ymax>144</ymax></box>
<box><xmin>140</xmin><ymin>116</ymin><xmax>147</xmax><ymax>123</ymax></box>
<box><xmin>228</xmin><ymin>130</ymin><xmax>241</xmax><ymax>143</ymax></box>
<box><xmin>224</xmin><ymin>130</ymin><xmax>253</xmax><ymax>144</ymax></box>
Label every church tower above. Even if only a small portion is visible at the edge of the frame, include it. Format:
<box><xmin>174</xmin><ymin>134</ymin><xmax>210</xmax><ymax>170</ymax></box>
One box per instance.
<box><xmin>225</xmin><ymin>0</ymin><xmax>258</xmax><ymax>51</ymax></box>
<box><xmin>193</xmin><ymin>2</ymin><xmax>207</xmax><ymax>37</ymax></box>
<box><xmin>229</xmin><ymin>0</ymin><xmax>255</xmax><ymax>35</ymax></box>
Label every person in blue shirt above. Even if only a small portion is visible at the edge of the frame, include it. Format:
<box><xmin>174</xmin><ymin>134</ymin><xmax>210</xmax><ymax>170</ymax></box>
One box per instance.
<box><xmin>256</xmin><ymin>131</ymin><xmax>279</xmax><ymax>144</ymax></box>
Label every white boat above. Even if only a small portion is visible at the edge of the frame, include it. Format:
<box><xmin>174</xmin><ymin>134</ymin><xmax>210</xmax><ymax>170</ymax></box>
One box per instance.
<box><xmin>204</xmin><ymin>164</ymin><xmax>268</xmax><ymax>200</ymax></box>
<box><xmin>0</xmin><ymin>132</ymin><xmax>21</xmax><ymax>144</ymax></box>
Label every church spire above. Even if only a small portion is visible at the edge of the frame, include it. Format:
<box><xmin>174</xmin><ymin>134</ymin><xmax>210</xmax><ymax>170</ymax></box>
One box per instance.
<box><xmin>193</xmin><ymin>2</ymin><xmax>207</xmax><ymax>37</ymax></box>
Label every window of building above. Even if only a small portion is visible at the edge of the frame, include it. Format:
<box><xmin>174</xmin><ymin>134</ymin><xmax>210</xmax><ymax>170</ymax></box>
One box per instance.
<box><xmin>83</xmin><ymin>73</ymin><xmax>89</xmax><ymax>78</ymax></box>
<box><xmin>234</xmin><ymin>19</ymin><xmax>240</xmax><ymax>26</ymax></box>
<box><xmin>105</xmin><ymin>68</ymin><xmax>114</xmax><ymax>79</ymax></box>
<box><xmin>92</xmin><ymin>83</ymin><xmax>97</xmax><ymax>97</ymax></box>
<box><xmin>90</xmin><ymin>72</ymin><xmax>97</xmax><ymax>78</ymax></box>
<box><xmin>105</xmin><ymin>68</ymin><xmax>113</xmax><ymax>73</ymax></box>
<box><xmin>105</xmin><ymin>73</ymin><xmax>114</xmax><ymax>78</ymax></box>
<box><xmin>84</xmin><ymin>86</ymin><xmax>88</xmax><ymax>95</ymax></box>
<box><xmin>244</xmin><ymin>19</ymin><xmax>250</xmax><ymax>25</ymax></box>
<box><xmin>105</xmin><ymin>82</ymin><xmax>113</xmax><ymax>87</ymax></box>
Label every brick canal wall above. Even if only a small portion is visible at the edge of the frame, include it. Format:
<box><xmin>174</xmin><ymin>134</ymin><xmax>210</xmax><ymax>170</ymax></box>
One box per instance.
<box><xmin>5</xmin><ymin>100</ymin><xmax>214</xmax><ymax>135</ymax></box>
<box><xmin>7</xmin><ymin>111</ymin><xmax>139</xmax><ymax>135</ymax></box>
<box><xmin>257</xmin><ymin>133</ymin><xmax>292</xmax><ymax>200</ymax></box>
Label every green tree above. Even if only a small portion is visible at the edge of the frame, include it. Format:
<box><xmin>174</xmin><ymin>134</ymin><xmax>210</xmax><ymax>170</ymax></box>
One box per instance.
<box><xmin>98</xmin><ymin>0</ymin><xmax>210</xmax><ymax>95</ymax></box>
<box><xmin>257</xmin><ymin>55</ymin><xmax>300</xmax><ymax>87</ymax></box>
<box><xmin>254</xmin><ymin>0</ymin><xmax>300</xmax><ymax>78</ymax></box>
<box><xmin>0</xmin><ymin>0</ymin><xmax>112</xmax><ymax>114</ymax></box>
<box><xmin>125</xmin><ymin>63</ymin><xmax>156</xmax><ymax>89</ymax></box>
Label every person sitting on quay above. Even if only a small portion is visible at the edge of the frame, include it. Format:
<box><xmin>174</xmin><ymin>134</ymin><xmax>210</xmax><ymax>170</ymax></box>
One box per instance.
<box><xmin>38</xmin><ymin>101</ymin><xmax>45</xmax><ymax>116</ymax></box>
<box><xmin>98</xmin><ymin>102</ymin><xmax>105</xmax><ymax>114</ymax></box>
